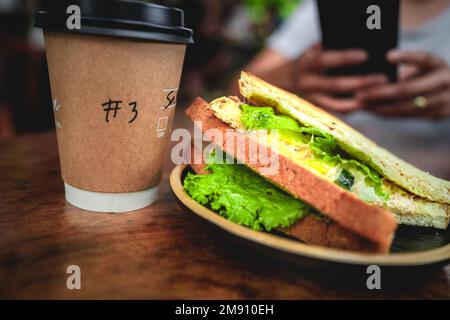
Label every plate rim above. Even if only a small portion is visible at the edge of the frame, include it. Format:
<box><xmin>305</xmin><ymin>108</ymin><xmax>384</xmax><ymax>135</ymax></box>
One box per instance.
<box><xmin>170</xmin><ymin>164</ymin><xmax>450</xmax><ymax>267</ymax></box>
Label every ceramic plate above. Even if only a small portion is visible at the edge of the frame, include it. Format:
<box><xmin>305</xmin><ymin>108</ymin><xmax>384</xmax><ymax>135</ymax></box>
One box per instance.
<box><xmin>170</xmin><ymin>164</ymin><xmax>450</xmax><ymax>269</ymax></box>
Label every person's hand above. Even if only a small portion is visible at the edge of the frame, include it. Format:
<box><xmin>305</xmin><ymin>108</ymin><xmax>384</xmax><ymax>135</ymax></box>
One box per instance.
<box><xmin>294</xmin><ymin>44</ymin><xmax>388</xmax><ymax>113</ymax></box>
<box><xmin>356</xmin><ymin>50</ymin><xmax>450</xmax><ymax>119</ymax></box>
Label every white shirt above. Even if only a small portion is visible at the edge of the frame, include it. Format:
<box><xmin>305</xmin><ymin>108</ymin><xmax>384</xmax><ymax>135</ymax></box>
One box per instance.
<box><xmin>267</xmin><ymin>0</ymin><xmax>450</xmax><ymax>64</ymax></box>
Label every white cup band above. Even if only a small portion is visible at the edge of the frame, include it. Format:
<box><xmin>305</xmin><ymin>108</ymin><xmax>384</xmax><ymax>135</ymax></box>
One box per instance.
<box><xmin>64</xmin><ymin>183</ymin><xmax>159</xmax><ymax>213</ymax></box>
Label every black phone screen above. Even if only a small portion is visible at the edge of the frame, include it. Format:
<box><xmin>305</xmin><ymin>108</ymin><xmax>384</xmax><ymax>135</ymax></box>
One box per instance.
<box><xmin>317</xmin><ymin>0</ymin><xmax>399</xmax><ymax>82</ymax></box>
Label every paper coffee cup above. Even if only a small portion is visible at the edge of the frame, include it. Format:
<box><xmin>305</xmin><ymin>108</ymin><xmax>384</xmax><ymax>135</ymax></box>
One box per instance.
<box><xmin>35</xmin><ymin>0</ymin><xmax>193</xmax><ymax>212</ymax></box>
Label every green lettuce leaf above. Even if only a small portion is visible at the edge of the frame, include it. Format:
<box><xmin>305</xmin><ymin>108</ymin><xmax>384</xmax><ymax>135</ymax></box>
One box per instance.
<box><xmin>183</xmin><ymin>162</ymin><xmax>311</xmax><ymax>231</ymax></box>
<box><xmin>240</xmin><ymin>104</ymin><xmax>301</xmax><ymax>131</ymax></box>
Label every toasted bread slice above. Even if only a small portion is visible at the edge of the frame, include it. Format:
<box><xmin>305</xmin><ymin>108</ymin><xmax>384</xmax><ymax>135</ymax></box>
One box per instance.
<box><xmin>186</xmin><ymin>97</ymin><xmax>397</xmax><ymax>252</ymax></box>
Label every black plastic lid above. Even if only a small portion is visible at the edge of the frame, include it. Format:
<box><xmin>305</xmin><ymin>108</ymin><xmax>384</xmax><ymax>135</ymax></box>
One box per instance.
<box><xmin>34</xmin><ymin>0</ymin><xmax>193</xmax><ymax>44</ymax></box>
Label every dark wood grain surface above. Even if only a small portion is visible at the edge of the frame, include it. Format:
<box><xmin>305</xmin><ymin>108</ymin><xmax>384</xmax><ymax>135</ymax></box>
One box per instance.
<box><xmin>0</xmin><ymin>109</ymin><xmax>449</xmax><ymax>299</ymax></box>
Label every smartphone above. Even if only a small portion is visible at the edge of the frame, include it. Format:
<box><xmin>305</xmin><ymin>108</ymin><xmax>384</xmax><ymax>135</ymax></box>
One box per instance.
<box><xmin>316</xmin><ymin>0</ymin><xmax>399</xmax><ymax>82</ymax></box>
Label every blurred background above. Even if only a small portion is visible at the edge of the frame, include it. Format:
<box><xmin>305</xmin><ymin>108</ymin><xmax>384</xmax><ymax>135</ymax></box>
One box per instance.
<box><xmin>0</xmin><ymin>0</ymin><xmax>449</xmax><ymax>178</ymax></box>
<box><xmin>0</xmin><ymin>0</ymin><xmax>301</xmax><ymax>139</ymax></box>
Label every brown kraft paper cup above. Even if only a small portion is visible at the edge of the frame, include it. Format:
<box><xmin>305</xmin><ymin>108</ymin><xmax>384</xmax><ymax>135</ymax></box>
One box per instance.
<box><xmin>44</xmin><ymin>31</ymin><xmax>186</xmax><ymax>211</ymax></box>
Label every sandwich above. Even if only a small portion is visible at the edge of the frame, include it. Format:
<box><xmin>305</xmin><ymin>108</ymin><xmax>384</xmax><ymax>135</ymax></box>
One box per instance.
<box><xmin>183</xmin><ymin>72</ymin><xmax>450</xmax><ymax>253</ymax></box>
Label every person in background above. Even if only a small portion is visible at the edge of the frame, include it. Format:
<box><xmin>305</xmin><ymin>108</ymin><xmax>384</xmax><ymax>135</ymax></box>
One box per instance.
<box><xmin>245</xmin><ymin>0</ymin><xmax>450</xmax><ymax>119</ymax></box>
<box><xmin>176</xmin><ymin>0</ymin><xmax>243</xmax><ymax>101</ymax></box>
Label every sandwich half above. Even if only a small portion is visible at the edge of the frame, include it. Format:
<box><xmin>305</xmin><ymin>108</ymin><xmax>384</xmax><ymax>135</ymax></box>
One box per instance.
<box><xmin>235</xmin><ymin>72</ymin><xmax>450</xmax><ymax>229</ymax></box>
<box><xmin>183</xmin><ymin>72</ymin><xmax>449</xmax><ymax>253</ymax></box>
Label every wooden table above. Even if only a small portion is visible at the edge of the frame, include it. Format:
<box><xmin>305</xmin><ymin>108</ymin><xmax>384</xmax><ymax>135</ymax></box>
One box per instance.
<box><xmin>0</xmin><ymin>110</ymin><xmax>449</xmax><ymax>299</ymax></box>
